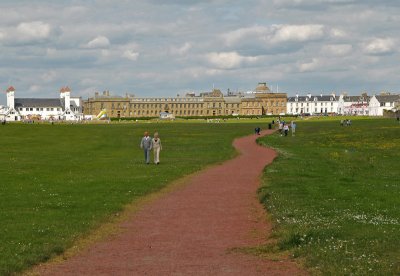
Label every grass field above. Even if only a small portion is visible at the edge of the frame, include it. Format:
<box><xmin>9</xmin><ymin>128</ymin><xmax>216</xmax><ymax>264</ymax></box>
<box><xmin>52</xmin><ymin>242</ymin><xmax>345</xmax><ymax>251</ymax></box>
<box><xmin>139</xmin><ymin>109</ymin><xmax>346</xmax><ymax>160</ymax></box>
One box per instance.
<box><xmin>0</xmin><ymin>121</ymin><xmax>263</xmax><ymax>275</ymax></box>
<box><xmin>258</xmin><ymin>118</ymin><xmax>400</xmax><ymax>275</ymax></box>
<box><xmin>1</xmin><ymin>118</ymin><xmax>399</xmax><ymax>275</ymax></box>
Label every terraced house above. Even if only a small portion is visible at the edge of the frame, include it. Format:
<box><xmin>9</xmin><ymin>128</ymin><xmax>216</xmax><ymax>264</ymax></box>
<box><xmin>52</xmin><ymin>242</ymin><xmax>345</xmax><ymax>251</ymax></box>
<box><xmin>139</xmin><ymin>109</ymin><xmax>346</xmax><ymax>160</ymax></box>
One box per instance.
<box><xmin>83</xmin><ymin>83</ymin><xmax>287</xmax><ymax>118</ymax></box>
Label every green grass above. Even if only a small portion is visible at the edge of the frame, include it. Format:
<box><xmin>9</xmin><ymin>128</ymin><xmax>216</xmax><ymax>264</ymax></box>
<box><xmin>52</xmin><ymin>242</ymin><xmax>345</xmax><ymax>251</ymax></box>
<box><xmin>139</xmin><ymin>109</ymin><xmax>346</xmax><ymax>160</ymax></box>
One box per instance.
<box><xmin>258</xmin><ymin>118</ymin><xmax>400</xmax><ymax>275</ymax></box>
<box><xmin>0</xmin><ymin>122</ymin><xmax>263</xmax><ymax>275</ymax></box>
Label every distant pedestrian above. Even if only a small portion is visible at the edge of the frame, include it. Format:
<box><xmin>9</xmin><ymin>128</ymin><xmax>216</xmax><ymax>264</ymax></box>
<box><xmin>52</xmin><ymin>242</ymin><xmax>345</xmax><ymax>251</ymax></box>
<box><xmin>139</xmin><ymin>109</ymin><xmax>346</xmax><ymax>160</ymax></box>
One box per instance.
<box><xmin>278</xmin><ymin>121</ymin><xmax>283</xmax><ymax>135</ymax></box>
<box><xmin>151</xmin><ymin>132</ymin><xmax>162</xmax><ymax>164</ymax></box>
<box><xmin>140</xmin><ymin>131</ymin><xmax>152</xmax><ymax>164</ymax></box>
<box><xmin>291</xmin><ymin>121</ymin><xmax>296</xmax><ymax>136</ymax></box>
<box><xmin>283</xmin><ymin>124</ymin><xmax>289</xmax><ymax>136</ymax></box>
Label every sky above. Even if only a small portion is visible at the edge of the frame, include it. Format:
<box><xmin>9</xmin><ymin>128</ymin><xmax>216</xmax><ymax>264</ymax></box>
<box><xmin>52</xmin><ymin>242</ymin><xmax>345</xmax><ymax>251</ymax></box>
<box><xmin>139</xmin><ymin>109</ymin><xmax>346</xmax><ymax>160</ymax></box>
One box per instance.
<box><xmin>1</xmin><ymin>0</ymin><xmax>400</xmax><ymax>104</ymax></box>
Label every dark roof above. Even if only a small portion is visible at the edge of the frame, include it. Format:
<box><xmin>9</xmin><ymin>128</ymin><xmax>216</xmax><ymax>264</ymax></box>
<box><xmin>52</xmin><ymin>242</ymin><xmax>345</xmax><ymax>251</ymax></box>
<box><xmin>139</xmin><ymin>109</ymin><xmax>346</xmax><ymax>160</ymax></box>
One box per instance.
<box><xmin>375</xmin><ymin>95</ymin><xmax>400</xmax><ymax>102</ymax></box>
<box><xmin>15</xmin><ymin>98</ymin><xmax>64</xmax><ymax>108</ymax></box>
<box><xmin>288</xmin><ymin>95</ymin><xmax>338</xmax><ymax>102</ymax></box>
<box><xmin>288</xmin><ymin>96</ymin><xmax>310</xmax><ymax>102</ymax></box>
<box><xmin>343</xmin><ymin>95</ymin><xmax>370</xmax><ymax>102</ymax></box>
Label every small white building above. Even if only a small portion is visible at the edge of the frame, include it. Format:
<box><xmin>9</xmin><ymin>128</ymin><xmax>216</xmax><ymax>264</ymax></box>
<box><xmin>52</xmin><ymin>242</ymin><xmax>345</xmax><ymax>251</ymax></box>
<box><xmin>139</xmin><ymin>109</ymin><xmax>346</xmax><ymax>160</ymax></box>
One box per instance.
<box><xmin>369</xmin><ymin>94</ymin><xmax>400</xmax><ymax>116</ymax></box>
<box><xmin>1</xmin><ymin>86</ymin><xmax>83</xmax><ymax>122</ymax></box>
<box><xmin>287</xmin><ymin>93</ymin><xmax>339</xmax><ymax>115</ymax></box>
<box><xmin>337</xmin><ymin>95</ymin><xmax>370</xmax><ymax>116</ymax></box>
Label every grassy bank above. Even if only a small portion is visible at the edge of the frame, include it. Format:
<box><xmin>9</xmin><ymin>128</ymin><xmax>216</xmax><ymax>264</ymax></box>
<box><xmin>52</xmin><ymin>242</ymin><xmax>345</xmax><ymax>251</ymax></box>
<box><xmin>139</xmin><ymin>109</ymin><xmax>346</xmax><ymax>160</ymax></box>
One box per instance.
<box><xmin>0</xmin><ymin>122</ymin><xmax>260</xmax><ymax>275</ymax></box>
<box><xmin>258</xmin><ymin>118</ymin><xmax>400</xmax><ymax>275</ymax></box>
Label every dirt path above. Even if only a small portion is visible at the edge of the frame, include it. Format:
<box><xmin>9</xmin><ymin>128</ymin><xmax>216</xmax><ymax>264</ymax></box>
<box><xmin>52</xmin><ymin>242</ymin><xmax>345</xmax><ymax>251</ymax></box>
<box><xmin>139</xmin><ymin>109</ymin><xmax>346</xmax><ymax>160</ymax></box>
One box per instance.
<box><xmin>34</xmin><ymin>130</ymin><xmax>305</xmax><ymax>275</ymax></box>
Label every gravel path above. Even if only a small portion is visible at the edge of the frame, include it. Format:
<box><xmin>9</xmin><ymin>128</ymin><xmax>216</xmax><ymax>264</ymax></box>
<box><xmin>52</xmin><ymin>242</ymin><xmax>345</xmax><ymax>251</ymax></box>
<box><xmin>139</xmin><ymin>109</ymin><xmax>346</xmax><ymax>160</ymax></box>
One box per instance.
<box><xmin>35</xmin><ymin>129</ymin><xmax>305</xmax><ymax>275</ymax></box>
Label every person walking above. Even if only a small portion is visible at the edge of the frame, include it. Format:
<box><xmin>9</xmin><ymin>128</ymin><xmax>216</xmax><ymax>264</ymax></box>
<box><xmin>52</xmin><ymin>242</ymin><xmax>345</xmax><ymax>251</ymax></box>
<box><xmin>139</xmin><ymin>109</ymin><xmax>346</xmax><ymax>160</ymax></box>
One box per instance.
<box><xmin>151</xmin><ymin>132</ymin><xmax>162</xmax><ymax>164</ymax></box>
<box><xmin>140</xmin><ymin>131</ymin><xmax>152</xmax><ymax>164</ymax></box>
<box><xmin>283</xmin><ymin>124</ymin><xmax>289</xmax><ymax>136</ymax></box>
<box><xmin>291</xmin><ymin>121</ymin><xmax>296</xmax><ymax>136</ymax></box>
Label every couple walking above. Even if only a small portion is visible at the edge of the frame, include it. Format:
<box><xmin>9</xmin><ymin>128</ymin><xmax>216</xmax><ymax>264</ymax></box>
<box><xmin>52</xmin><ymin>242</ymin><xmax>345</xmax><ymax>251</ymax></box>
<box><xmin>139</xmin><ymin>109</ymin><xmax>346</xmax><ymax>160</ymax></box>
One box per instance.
<box><xmin>140</xmin><ymin>131</ymin><xmax>162</xmax><ymax>164</ymax></box>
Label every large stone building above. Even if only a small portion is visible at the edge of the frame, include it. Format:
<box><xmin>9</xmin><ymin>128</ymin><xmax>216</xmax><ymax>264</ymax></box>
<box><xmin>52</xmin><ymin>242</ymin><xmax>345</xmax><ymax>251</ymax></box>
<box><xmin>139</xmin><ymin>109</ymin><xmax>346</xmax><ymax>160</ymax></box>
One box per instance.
<box><xmin>83</xmin><ymin>83</ymin><xmax>287</xmax><ymax>118</ymax></box>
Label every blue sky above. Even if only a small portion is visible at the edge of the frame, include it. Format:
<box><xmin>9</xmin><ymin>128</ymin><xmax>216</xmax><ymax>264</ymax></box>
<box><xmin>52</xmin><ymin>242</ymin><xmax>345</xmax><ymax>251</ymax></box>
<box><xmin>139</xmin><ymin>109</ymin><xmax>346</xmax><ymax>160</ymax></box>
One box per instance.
<box><xmin>1</xmin><ymin>0</ymin><xmax>400</xmax><ymax>104</ymax></box>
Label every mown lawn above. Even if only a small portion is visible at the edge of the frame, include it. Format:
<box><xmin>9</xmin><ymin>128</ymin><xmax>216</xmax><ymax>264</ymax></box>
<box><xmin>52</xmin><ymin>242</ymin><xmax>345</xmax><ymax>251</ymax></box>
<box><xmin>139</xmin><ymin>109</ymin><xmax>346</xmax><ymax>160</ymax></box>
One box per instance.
<box><xmin>258</xmin><ymin>118</ymin><xmax>400</xmax><ymax>275</ymax></box>
<box><xmin>0</xmin><ymin>121</ymin><xmax>262</xmax><ymax>275</ymax></box>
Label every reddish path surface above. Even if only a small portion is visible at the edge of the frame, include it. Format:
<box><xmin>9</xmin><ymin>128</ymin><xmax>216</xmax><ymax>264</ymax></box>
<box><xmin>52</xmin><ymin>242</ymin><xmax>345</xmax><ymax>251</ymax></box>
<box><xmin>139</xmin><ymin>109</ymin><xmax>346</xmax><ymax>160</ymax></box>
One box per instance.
<box><xmin>35</xmin><ymin>130</ymin><xmax>306</xmax><ymax>275</ymax></box>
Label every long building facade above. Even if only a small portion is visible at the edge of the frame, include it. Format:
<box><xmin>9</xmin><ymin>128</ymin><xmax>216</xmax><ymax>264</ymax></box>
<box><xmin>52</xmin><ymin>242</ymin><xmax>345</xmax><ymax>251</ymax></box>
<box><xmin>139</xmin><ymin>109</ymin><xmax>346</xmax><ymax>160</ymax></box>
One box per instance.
<box><xmin>83</xmin><ymin>83</ymin><xmax>287</xmax><ymax>118</ymax></box>
<box><xmin>1</xmin><ymin>86</ymin><xmax>83</xmax><ymax>121</ymax></box>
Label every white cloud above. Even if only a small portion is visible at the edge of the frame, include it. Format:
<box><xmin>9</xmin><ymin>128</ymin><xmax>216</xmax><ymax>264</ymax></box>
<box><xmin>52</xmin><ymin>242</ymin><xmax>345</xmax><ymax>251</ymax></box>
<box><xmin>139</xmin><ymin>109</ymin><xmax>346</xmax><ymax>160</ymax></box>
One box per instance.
<box><xmin>223</xmin><ymin>24</ymin><xmax>325</xmax><ymax>46</ymax></box>
<box><xmin>271</xmin><ymin>24</ymin><xmax>325</xmax><ymax>43</ymax></box>
<box><xmin>330</xmin><ymin>28</ymin><xmax>347</xmax><ymax>38</ymax></box>
<box><xmin>206</xmin><ymin>51</ymin><xmax>258</xmax><ymax>69</ymax></box>
<box><xmin>170</xmin><ymin>42</ymin><xmax>192</xmax><ymax>55</ymax></box>
<box><xmin>321</xmin><ymin>44</ymin><xmax>353</xmax><ymax>56</ymax></box>
<box><xmin>122</xmin><ymin>50</ymin><xmax>139</xmax><ymax>61</ymax></box>
<box><xmin>86</xmin><ymin>35</ymin><xmax>110</xmax><ymax>49</ymax></box>
<box><xmin>29</xmin><ymin>85</ymin><xmax>41</xmax><ymax>92</ymax></box>
<box><xmin>298</xmin><ymin>58</ymin><xmax>320</xmax><ymax>72</ymax></box>
<box><xmin>16</xmin><ymin>21</ymin><xmax>51</xmax><ymax>40</ymax></box>
<box><xmin>223</xmin><ymin>25</ymin><xmax>268</xmax><ymax>46</ymax></box>
<box><xmin>363</xmin><ymin>38</ymin><xmax>395</xmax><ymax>55</ymax></box>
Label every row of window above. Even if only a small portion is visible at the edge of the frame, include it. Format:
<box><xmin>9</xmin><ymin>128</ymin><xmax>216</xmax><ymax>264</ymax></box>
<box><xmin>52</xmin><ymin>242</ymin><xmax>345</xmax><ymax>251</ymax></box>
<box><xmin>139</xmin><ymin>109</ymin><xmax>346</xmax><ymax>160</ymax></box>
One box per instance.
<box><xmin>111</xmin><ymin>108</ymin><xmax>242</xmax><ymax>116</ymax></box>
<box><xmin>18</xmin><ymin>107</ymin><xmax>80</xmax><ymax>112</ymax></box>
<box><xmin>99</xmin><ymin>102</ymin><xmax>241</xmax><ymax>109</ymax></box>
<box><xmin>290</xmin><ymin>108</ymin><xmax>333</xmax><ymax>113</ymax></box>
<box><xmin>20</xmin><ymin>107</ymin><xmax>60</xmax><ymax>112</ymax></box>
<box><xmin>290</xmin><ymin>102</ymin><xmax>335</xmax><ymax>107</ymax></box>
<box><xmin>132</xmin><ymin>98</ymin><xmax>204</xmax><ymax>102</ymax></box>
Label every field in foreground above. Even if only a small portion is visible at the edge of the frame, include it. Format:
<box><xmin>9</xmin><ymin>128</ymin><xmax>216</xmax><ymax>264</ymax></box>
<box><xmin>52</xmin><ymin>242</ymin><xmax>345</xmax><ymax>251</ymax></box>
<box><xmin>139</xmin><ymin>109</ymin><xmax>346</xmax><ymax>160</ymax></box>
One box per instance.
<box><xmin>0</xmin><ymin>122</ymin><xmax>262</xmax><ymax>275</ymax></box>
<box><xmin>258</xmin><ymin>118</ymin><xmax>400</xmax><ymax>275</ymax></box>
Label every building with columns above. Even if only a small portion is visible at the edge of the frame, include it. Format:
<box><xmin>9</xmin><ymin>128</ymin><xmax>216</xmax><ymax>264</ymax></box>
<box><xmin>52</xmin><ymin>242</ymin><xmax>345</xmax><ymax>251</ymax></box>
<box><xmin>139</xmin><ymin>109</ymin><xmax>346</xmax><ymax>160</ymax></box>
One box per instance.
<box><xmin>83</xmin><ymin>83</ymin><xmax>287</xmax><ymax>118</ymax></box>
<box><xmin>1</xmin><ymin>86</ymin><xmax>83</xmax><ymax>121</ymax></box>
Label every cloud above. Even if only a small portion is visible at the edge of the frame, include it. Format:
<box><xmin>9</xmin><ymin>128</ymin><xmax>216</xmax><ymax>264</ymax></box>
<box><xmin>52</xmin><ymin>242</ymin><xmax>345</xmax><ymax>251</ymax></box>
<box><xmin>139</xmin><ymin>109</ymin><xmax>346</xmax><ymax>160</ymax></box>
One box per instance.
<box><xmin>298</xmin><ymin>58</ymin><xmax>320</xmax><ymax>72</ymax></box>
<box><xmin>270</xmin><ymin>24</ymin><xmax>325</xmax><ymax>43</ymax></box>
<box><xmin>17</xmin><ymin>21</ymin><xmax>51</xmax><ymax>40</ymax></box>
<box><xmin>363</xmin><ymin>38</ymin><xmax>396</xmax><ymax>55</ymax></box>
<box><xmin>86</xmin><ymin>35</ymin><xmax>110</xmax><ymax>49</ymax></box>
<box><xmin>41</xmin><ymin>70</ymin><xmax>57</xmax><ymax>82</ymax></box>
<box><xmin>321</xmin><ymin>44</ymin><xmax>353</xmax><ymax>56</ymax></box>
<box><xmin>121</xmin><ymin>50</ymin><xmax>139</xmax><ymax>61</ymax></box>
<box><xmin>223</xmin><ymin>25</ymin><xmax>268</xmax><ymax>46</ymax></box>
<box><xmin>170</xmin><ymin>42</ymin><xmax>192</xmax><ymax>55</ymax></box>
<box><xmin>206</xmin><ymin>51</ymin><xmax>259</xmax><ymax>69</ymax></box>
<box><xmin>29</xmin><ymin>84</ymin><xmax>41</xmax><ymax>92</ymax></box>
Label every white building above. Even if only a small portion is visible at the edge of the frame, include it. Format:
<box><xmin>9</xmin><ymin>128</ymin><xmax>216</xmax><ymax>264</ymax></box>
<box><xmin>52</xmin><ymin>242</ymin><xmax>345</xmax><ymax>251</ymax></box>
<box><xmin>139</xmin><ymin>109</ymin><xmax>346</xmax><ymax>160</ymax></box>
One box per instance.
<box><xmin>287</xmin><ymin>93</ymin><xmax>339</xmax><ymax>115</ymax></box>
<box><xmin>369</xmin><ymin>94</ymin><xmax>400</xmax><ymax>116</ymax></box>
<box><xmin>337</xmin><ymin>95</ymin><xmax>370</xmax><ymax>116</ymax></box>
<box><xmin>1</xmin><ymin>86</ymin><xmax>83</xmax><ymax>122</ymax></box>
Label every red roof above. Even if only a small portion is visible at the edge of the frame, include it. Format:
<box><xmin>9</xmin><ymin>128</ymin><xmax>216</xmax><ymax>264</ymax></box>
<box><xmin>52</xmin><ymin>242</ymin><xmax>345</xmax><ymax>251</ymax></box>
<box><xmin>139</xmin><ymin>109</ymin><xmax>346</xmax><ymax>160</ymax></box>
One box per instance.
<box><xmin>6</xmin><ymin>86</ymin><xmax>15</xmax><ymax>92</ymax></box>
<box><xmin>60</xmin><ymin>86</ymin><xmax>71</xmax><ymax>93</ymax></box>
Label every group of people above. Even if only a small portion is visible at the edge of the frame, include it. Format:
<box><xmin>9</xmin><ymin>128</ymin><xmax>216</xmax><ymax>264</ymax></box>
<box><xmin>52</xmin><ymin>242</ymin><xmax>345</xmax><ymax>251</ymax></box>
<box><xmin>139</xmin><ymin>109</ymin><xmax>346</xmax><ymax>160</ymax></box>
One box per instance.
<box><xmin>254</xmin><ymin>119</ymin><xmax>297</xmax><ymax>137</ymax></box>
<box><xmin>340</xmin><ymin>119</ymin><xmax>352</xmax><ymax>126</ymax></box>
<box><xmin>140</xmin><ymin>131</ymin><xmax>162</xmax><ymax>164</ymax></box>
<box><xmin>278</xmin><ymin>120</ymin><xmax>296</xmax><ymax>136</ymax></box>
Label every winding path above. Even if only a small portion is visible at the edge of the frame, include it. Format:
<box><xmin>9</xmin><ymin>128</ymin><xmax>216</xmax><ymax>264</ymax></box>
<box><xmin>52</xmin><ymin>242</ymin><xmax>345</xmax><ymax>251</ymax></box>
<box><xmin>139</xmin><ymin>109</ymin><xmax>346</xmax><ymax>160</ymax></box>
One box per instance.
<box><xmin>35</xmin><ymin>130</ymin><xmax>305</xmax><ymax>275</ymax></box>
